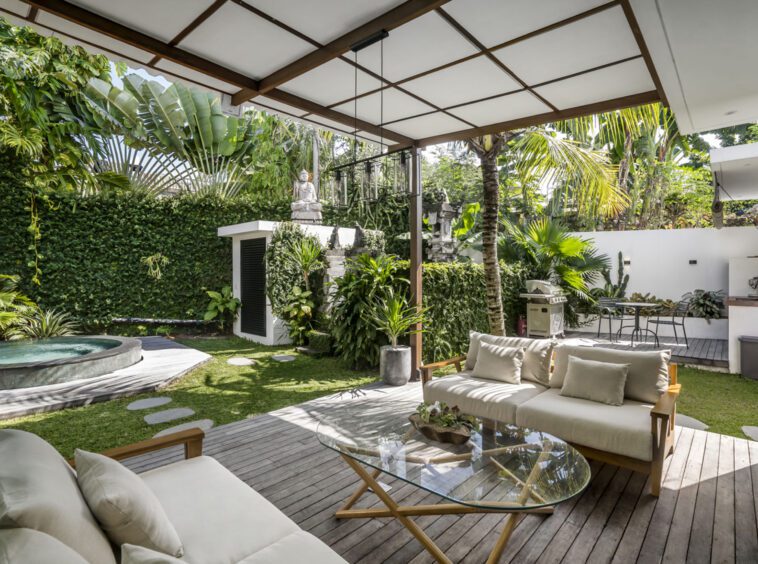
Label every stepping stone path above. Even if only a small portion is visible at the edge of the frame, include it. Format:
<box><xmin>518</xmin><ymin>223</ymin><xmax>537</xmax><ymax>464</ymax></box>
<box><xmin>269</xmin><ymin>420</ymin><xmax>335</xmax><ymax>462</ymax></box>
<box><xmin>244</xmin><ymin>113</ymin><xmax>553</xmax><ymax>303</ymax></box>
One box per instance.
<box><xmin>272</xmin><ymin>354</ymin><xmax>296</xmax><ymax>362</ymax></box>
<box><xmin>126</xmin><ymin>397</ymin><xmax>172</xmax><ymax>411</ymax></box>
<box><xmin>144</xmin><ymin>407</ymin><xmax>195</xmax><ymax>425</ymax></box>
<box><xmin>154</xmin><ymin>419</ymin><xmax>214</xmax><ymax>438</ymax></box>
<box><xmin>742</xmin><ymin>426</ymin><xmax>758</xmax><ymax>441</ymax></box>
<box><xmin>227</xmin><ymin>357</ymin><xmax>256</xmax><ymax>366</ymax></box>
<box><xmin>677</xmin><ymin>414</ymin><xmax>709</xmax><ymax>431</ymax></box>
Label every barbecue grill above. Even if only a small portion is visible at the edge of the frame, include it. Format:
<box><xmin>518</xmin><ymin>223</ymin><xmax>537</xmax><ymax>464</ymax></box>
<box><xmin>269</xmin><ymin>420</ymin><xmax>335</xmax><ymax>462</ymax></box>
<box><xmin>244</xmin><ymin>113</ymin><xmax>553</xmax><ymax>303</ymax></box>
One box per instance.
<box><xmin>519</xmin><ymin>280</ymin><xmax>567</xmax><ymax>338</ymax></box>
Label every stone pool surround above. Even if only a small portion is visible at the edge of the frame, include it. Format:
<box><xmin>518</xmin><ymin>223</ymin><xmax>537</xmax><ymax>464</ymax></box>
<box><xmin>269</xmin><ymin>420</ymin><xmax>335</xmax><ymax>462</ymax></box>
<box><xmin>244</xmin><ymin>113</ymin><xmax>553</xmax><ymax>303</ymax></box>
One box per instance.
<box><xmin>0</xmin><ymin>336</ymin><xmax>142</xmax><ymax>390</ymax></box>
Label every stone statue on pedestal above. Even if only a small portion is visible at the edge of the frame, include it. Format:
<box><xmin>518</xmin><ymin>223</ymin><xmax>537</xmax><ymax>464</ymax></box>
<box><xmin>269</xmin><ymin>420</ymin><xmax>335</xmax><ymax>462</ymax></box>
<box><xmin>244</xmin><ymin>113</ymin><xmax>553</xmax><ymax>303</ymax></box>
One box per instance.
<box><xmin>291</xmin><ymin>170</ymin><xmax>322</xmax><ymax>224</ymax></box>
<box><xmin>427</xmin><ymin>191</ymin><xmax>461</xmax><ymax>262</ymax></box>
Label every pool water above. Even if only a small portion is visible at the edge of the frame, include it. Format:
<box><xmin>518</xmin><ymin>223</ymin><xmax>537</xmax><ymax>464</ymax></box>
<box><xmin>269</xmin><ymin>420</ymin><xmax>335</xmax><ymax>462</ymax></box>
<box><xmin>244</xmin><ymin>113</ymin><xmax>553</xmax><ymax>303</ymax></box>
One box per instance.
<box><xmin>0</xmin><ymin>337</ymin><xmax>120</xmax><ymax>365</ymax></box>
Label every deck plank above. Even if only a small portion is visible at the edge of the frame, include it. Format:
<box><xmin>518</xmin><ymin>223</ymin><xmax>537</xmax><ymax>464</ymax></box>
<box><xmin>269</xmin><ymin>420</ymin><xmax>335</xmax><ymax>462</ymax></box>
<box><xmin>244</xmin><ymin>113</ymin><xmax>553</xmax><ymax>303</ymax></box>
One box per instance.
<box><xmin>119</xmin><ymin>382</ymin><xmax>753</xmax><ymax>563</ymax></box>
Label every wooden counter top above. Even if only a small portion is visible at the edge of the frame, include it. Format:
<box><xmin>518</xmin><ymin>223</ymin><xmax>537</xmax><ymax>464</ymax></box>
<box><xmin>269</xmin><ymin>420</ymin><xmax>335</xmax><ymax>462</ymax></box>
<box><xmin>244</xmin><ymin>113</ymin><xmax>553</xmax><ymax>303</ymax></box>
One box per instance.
<box><xmin>727</xmin><ymin>296</ymin><xmax>758</xmax><ymax>307</ymax></box>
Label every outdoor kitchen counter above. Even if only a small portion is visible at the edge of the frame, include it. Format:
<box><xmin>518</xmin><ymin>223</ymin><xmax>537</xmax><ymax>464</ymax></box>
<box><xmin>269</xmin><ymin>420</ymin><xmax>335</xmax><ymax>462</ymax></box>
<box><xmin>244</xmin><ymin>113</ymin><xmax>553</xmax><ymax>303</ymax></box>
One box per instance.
<box><xmin>727</xmin><ymin>296</ymin><xmax>758</xmax><ymax>307</ymax></box>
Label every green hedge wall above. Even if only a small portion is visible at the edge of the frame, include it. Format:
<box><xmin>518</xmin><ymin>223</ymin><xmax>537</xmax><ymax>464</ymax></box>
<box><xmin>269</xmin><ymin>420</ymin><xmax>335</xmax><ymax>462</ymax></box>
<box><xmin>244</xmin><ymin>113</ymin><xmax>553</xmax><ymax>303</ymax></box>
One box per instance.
<box><xmin>0</xmin><ymin>169</ymin><xmax>291</xmax><ymax>327</ymax></box>
<box><xmin>419</xmin><ymin>261</ymin><xmax>529</xmax><ymax>361</ymax></box>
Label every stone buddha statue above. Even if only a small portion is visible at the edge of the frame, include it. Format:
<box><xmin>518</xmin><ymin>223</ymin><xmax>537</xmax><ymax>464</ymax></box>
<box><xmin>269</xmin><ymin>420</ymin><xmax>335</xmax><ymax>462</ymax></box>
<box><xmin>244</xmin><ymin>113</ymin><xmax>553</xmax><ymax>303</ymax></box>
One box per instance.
<box><xmin>291</xmin><ymin>169</ymin><xmax>322</xmax><ymax>224</ymax></box>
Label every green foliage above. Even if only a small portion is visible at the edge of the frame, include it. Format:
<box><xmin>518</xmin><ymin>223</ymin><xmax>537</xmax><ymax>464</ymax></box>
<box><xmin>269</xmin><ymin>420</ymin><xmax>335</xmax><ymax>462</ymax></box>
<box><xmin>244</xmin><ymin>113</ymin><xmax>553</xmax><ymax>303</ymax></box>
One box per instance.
<box><xmin>265</xmin><ymin>223</ymin><xmax>324</xmax><ymax>314</ymax></box>
<box><xmin>18</xmin><ymin>308</ymin><xmax>79</xmax><ymax>339</ymax></box>
<box><xmin>368</xmin><ymin>290</ymin><xmax>425</xmax><ymax>348</ymax></box>
<box><xmin>281</xmin><ymin>286</ymin><xmax>316</xmax><ymax>345</ymax></box>
<box><xmin>594</xmin><ymin>251</ymin><xmax>629</xmax><ymax>299</ymax></box>
<box><xmin>415</xmin><ymin>402</ymin><xmax>477</xmax><ymax>431</ymax></box>
<box><xmin>204</xmin><ymin>286</ymin><xmax>240</xmax><ymax>332</ymax></box>
<box><xmin>330</xmin><ymin>254</ymin><xmax>404</xmax><ymax>368</ymax></box>
<box><xmin>0</xmin><ymin>274</ymin><xmax>35</xmax><ymax>340</ymax></box>
<box><xmin>0</xmin><ymin>177</ymin><xmax>290</xmax><ymax>327</ymax></box>
<box><xmin>141</xmin><ymin>253</ymin><xmax>170</xmax><ymax>281</ymax></box>
<box><xmin>306</xmin><ymin>330</ymin><xmax>333</xmax><ymax>355</ymax></box>
<box><xmin>683</xmin><ymin>289</ymin><xmax>725</xmax><ymax>322</ymax></box>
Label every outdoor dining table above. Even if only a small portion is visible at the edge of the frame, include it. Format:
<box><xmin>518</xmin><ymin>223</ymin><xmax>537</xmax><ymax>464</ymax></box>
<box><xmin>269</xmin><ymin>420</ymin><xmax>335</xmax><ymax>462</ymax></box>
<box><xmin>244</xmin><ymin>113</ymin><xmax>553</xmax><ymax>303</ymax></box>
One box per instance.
<box><xmin>614</xmin><ymin>301</ymin><xmax>660</xmax><ymax>346</ymax></box>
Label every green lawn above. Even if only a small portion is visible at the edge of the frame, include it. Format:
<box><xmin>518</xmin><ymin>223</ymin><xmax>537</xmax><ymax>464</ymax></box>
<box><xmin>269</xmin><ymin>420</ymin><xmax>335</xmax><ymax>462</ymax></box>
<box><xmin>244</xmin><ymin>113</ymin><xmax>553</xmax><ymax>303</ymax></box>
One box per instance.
<box><xmin>0</xmin><ymin>337</ymin><xmax>377</xmax><ymax>458</ymax></box>
<box><xmin>677</xmin><ymin>366</ymin><xmax>758</xmax><ymax>438</ymax></box>
<box><xmin>1</xmin><ymin>339</ymin><xmax>755</xmax><ymax>459</ymax></box>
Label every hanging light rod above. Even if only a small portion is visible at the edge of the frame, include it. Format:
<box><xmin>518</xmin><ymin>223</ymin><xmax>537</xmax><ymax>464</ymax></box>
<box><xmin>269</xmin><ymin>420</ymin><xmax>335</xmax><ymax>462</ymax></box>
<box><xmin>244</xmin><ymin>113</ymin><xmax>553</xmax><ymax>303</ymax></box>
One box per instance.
<box><xmin>329</xmin><ymin>146</ymin><xmax>409</xmax><ymax>173</ymax></box>
<box><xmin>350</xmin><ymin>29</ymin><xmax>389</xmax><ymax>52</ymax></box>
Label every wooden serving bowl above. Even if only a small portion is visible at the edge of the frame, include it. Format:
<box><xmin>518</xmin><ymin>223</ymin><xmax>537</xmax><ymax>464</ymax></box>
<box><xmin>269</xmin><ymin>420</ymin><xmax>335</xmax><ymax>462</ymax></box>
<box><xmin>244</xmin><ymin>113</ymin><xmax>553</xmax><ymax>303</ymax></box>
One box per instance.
<box><xmin>408</xmin><ymin>413</ymin><xmax>471</xmax><ymax>445</ymax></box>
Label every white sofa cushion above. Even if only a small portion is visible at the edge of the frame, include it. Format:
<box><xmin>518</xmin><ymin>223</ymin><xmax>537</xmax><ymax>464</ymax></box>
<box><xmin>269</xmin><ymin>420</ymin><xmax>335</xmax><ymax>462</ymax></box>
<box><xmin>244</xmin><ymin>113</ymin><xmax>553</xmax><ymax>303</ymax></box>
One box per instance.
<box><xmin>472</xmin><ymin>343</ymin><xmax>524</xmax><ymax>384</ymax></box>
<box><xmin>423</xmin><ymin>371</ymin><xmax>547</xmax><ymax>424</ymax></box>
<box><xmin>516</xmin><ymin>388</ymin><xmax>654</xmax><ymax>461</ymax></box>
<box><xmin>0</xmin><ymin>429</ymin><xmax>117</xmax><ymax>564</ymax></box>
<box><xmin>140</xmin><ymin>455</ymin><xmax>343</xmax><ymax>564</ymax></box>
<box><xmin>0</xmin><ymin>528</ymin><xmax>89</xmax><ymax>564</ymax></box>
<box><xmin>465</xmin><ymin>332</ymin><xmax>553</xmax><ymax>385</ymax></box>
<box><xmin>75</xmin><ymin>449</ymin><xmax>183</xmax><ymax>557</ymax></box>
<box><xmin>551</xmin><ymin>345</ymin><xmax>670</xmax><ymax>403</ymax></box>
<box><xmin>238</xmin><ymin>530</ymin><xmax>348</xmax><ymax>563</ymax></box>
<box><xmin>560</xmin><ymin>356</ymin><xmax>628</xmax><ymax>406</ymax></box>
<box><xmin>120</xmin><ymin>544</ymin><xmax>183</xmax><ymax>564</ymax></box>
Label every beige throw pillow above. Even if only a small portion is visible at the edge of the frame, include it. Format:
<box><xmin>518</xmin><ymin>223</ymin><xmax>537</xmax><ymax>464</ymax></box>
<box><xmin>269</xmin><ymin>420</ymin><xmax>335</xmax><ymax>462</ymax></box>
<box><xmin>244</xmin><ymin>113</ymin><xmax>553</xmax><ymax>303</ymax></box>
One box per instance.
<box><xmin>551</xmin><ymin>345</ymin><xmax>670</xmax><ymax>403</ymax></box>
<box><xmin>472</xmin><ymin>342</ymin><xmax>524</xmax><ymax>384</ymax></box>
<box><xmin>121</xmin><ymin>544</ymin><xmax>184</xmax><ymax>564</ymax></box>
<box><xmin>465</xmin><ymin>331</ymin><xmax>553</xmax><ymax>385</ymax></box>
<box><xmin>75</xmin><ymin>450</ymin><xmax>184</xmax><ymax>558</ymax></box>
<box><xmin>560</xmin><ymin>356</ymin><xmax>629</xmax><ymax>406</ymax></box>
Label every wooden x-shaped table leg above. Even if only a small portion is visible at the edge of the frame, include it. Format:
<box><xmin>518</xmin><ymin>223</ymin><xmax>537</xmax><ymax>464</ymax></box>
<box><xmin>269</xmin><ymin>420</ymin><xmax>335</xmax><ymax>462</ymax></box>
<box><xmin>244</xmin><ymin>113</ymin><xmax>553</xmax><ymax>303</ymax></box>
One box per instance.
<box><xmin>335</xmin><ymin>454</ymin><xmax>553</xmax><ymax>564</ymax></box>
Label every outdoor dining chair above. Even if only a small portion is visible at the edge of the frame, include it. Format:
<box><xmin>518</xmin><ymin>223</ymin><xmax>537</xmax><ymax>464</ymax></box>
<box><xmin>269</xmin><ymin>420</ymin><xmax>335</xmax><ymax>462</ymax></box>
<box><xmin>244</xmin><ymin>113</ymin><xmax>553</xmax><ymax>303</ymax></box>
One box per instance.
<box><xmin>596</xmin><ymin>297</ymin><xmax>631</xmax><ymax>343</ymax></box>
<box><xmin>646</xmin><ymin>299</ymin><xmax>691</xmax><ymax>347</ymax></box>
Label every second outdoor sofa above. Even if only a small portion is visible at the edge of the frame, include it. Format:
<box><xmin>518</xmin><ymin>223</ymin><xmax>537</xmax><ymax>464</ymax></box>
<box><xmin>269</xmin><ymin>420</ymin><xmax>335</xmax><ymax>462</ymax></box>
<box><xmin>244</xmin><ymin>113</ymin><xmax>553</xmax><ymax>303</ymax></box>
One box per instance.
<box><xmin>421</xmin><ymin>332</ymin><xmax>680</xmax><ymax>496</ymax></box>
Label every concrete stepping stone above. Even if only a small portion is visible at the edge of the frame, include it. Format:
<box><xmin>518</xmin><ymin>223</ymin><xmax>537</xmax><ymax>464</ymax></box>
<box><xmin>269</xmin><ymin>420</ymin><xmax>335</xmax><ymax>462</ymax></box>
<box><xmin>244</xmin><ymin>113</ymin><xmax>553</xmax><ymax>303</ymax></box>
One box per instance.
<box><xmin>677</xmin><ymin>414</ymin><xmax>709</xmax><ymax>431</ymax></box>
<box><xmin>227</xmin><ymin>357</ymin><xmax>256</xmax><ymax>366</ymax></box>
<box><xmin>271</xmin><ymin>354</ymin><xmax>296</xmax><ymax>362</ymax></box>
<box><xmin>742</xmin><ymin>426</ymin><xmax>758</xmax><ymax>441</ymax></box>
<box><xmin>144</xmin><ymin>407</ymin><xmax>195</xmax><ymax>425</ymax></box>
<box><xmin>127</xmin><ymin>397</ymin><xmax>172</xmax><ymax>411</ymax></box>
<box><xmin>153</xmin><ymin>419</ymin><xmax>214</xmax><ymax>438</ymax></box>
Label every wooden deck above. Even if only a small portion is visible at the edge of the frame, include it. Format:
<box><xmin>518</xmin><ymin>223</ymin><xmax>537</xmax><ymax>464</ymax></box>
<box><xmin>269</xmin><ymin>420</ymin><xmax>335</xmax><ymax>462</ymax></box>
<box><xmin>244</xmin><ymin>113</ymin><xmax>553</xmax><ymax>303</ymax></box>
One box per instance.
<box><xmin>125</xmin><ymin>383</ymin><xmax>757</xmax><ymax>563</ymax></box>
<box><xmin>566</xmin><ymin>333</ymin><xmax>729</xmax><ymax>368</ymax></box>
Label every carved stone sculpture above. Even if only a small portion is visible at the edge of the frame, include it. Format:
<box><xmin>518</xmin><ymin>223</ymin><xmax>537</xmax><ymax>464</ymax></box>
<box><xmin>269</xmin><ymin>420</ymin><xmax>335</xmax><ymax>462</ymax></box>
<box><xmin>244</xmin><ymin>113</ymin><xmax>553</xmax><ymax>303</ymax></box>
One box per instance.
<box><xmin>291</xmin><ymin>170</ymin><xmax>322</xmax><ymax>224</ymax></box>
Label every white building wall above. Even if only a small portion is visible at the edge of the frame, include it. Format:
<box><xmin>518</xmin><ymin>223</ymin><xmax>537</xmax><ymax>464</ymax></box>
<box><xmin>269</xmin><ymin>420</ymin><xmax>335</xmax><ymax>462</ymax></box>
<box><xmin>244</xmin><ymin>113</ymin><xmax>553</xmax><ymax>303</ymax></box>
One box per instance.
<box><xmin>572</xmin><ymin>226</ymin><xmax>758</xmax><ymax>300</ymax></box>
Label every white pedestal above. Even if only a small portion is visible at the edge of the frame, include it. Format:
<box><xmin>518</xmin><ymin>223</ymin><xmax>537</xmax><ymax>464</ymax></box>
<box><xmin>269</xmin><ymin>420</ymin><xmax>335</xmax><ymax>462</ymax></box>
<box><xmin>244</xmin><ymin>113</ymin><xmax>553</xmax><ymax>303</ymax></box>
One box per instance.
<box><xmin>217</xmin><ymin>220</ymin><xmax>356</xmax><ymax>346</ymax></box>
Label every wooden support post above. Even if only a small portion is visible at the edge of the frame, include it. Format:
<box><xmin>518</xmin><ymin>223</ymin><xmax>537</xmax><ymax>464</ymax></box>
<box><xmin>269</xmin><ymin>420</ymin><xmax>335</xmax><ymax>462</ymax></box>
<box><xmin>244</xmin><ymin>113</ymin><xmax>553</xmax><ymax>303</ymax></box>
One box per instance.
<box><xmin>409</xmin><ymin>146</ymin><xmax>423</xmax><ymax>381</ymax></box>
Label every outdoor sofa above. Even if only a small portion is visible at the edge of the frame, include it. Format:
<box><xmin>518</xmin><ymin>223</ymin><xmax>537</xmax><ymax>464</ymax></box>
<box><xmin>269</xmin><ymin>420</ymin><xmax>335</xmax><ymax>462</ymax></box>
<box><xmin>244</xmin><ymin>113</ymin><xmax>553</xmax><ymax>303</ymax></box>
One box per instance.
<box><xmin>421</xmin><ymin>333</ymin><xmax>680</xmax><ymax>497</ymax></box>
<box><xmin>0</xmin><ymin>428</ymin><xmax>346</xmax><ymax>563</ymax></box>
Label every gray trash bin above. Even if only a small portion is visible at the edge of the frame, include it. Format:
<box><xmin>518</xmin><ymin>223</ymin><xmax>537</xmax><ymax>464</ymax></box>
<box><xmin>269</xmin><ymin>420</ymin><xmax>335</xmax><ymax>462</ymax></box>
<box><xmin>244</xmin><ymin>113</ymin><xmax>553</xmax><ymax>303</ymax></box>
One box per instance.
<box><xmin>739</xmin><ymin>336</ymin><xmax>758</xmax><ymax>379</ymax></box>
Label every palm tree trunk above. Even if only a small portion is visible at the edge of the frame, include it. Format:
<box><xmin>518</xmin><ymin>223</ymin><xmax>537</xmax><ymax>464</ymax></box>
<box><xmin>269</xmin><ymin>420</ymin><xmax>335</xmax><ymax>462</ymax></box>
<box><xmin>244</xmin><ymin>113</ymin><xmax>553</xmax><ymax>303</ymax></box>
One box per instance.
<box><xmin>481</xmin><ymin>151</ymin><xmax>505</xmax><ymax>335</ymax></box>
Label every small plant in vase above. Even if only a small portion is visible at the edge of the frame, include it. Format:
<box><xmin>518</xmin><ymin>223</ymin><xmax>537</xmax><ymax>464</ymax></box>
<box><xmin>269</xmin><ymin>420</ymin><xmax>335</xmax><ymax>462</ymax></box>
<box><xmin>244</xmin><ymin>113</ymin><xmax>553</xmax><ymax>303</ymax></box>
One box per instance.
<box><xmin>409</xmin><ymin>401</ymin><xmax>478</xmax><ymax>444</ymax></box>
<box><xmin>368</xmin><ymin>291</ymin><xmax>425</xmax><ymax>386</ymax></box>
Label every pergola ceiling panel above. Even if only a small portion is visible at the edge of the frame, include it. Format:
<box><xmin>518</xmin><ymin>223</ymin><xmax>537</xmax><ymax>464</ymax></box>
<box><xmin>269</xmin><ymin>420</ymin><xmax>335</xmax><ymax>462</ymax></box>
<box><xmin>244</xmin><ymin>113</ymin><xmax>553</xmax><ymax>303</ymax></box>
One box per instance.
<box><xmin>449</xmin><ymin>91</ymin><xmax>552</xmax><ymax>127</ymax></box>
<box><xmin>69</xmin><ymin>0</ymin><xmax>213</xmax><ymax>44</ymax></box>
<box><xmin>494</xmin><ymin>6</ymin><xmax>640</xmax><ymax>86</ymax></box>
<box><xmin>384</xmin><ymin>111</ymin><xmax>469</xmax><ymax>139</ymax></box>
<box><xmin>279</xmin><ymin>59</ymin><xmax>382</xmax><ymax>108</ymax></box>
<box><xmin>443</xmin><ymin>0</ymin><xmax>608</xmax><ymax>48</ymax></box>
<box><xmin>332</xmin><ymin>88</ymin><xmax>435</xmax><ymax>126</ymax></box>
<box><xmin>354</xmin><ymin>11</ymin><xmax>478</xmax><ymax>83</ymax></box>
<box><xmin>154</xmin><ymin>60</ymin><xmax>238</xmax><ymax>94</ymax></box>
<box><xmin>249</xmin><ymin>96</ymin><xmax>308</xmax><ymax>118</ymax></box>
<box><xmin>0</xmin><ymin>0</ymin><xmax>29</xmax><ymax>17</ymax></box>
<box><xmin>177</xmin><ymin>2</ymin><xmax>314</xmax><ymax>80</ymax></box>
<box><xmin>37</xmin><ymin>12</ymin><xmax>154</xmax><ymax>64</ymax></box>
<box><xmin>401</xmin><ymin>57</ymin><xmax>521</xmax><ymax>110</ymax></box>
<box><xmin>534</xmin><ymin>58</ymin><xmax>654</xmax><ymax>110</ymax></box>
<box><xmin>242</xmin><ymin>0</ymin><xmax>405</xmax><ymax>45</ymax></box>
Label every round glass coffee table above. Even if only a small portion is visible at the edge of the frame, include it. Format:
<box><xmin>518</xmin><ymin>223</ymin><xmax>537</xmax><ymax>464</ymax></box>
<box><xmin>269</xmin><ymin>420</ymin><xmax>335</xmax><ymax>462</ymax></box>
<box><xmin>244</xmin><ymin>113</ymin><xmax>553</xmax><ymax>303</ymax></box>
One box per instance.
<box><xmin>316</xmin><ymin>406</ymin><xmax>590</xmax><ymax>564</ymax></box>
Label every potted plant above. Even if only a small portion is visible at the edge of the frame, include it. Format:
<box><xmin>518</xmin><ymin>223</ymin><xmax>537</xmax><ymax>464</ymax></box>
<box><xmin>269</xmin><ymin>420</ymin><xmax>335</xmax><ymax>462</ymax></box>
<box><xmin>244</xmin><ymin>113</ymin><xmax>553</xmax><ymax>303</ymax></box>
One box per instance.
<box><xmin>368</xmin><ymin>291</ymin><xmax>424</xmax><ymax>386</ymax></box>
<box><xmin>409</xmin><ymin>401</ymin><xmax>478</xmax><ymax>444</ymax></box>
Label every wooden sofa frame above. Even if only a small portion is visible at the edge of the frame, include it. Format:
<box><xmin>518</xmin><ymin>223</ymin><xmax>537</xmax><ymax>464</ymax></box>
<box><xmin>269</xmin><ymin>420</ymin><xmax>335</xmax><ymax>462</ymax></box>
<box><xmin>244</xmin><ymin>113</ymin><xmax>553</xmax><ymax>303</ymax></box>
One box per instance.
<box><xmin>68</xmin><ymin>428</ymin><xmax>204</xmax><ymax>467</ymax></box>
<box><xmin>421</xmin><ymin>356</ymin><xmax>679</xmax><ymax>497</ymax></box>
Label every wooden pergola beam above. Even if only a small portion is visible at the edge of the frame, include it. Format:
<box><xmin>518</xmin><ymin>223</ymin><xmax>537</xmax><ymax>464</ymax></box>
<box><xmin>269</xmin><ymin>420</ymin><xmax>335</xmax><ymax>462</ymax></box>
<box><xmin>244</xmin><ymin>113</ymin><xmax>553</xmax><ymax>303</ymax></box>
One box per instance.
<box><xmin>231</xmin><ymin>0</ymin><xmax>452</xmax><ymax>105</ymax></box>
<box><xmin>22</xmin><ymin>0</ymin><xmax>412</xmax><ymax>143</ymax></box>
<box><xmin>399</xmin><ymin>90</ymin><xmax>660</xmax><ymax>149</ymax></box>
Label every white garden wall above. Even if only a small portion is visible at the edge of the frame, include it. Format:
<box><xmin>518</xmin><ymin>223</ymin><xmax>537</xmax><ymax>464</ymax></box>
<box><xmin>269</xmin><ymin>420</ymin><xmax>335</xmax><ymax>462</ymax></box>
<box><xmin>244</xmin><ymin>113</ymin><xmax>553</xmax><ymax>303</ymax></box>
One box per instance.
<box><xmin>572</xmin><ymin>226</ymin><xmax>758</xmax><ymax>300</ymax></box>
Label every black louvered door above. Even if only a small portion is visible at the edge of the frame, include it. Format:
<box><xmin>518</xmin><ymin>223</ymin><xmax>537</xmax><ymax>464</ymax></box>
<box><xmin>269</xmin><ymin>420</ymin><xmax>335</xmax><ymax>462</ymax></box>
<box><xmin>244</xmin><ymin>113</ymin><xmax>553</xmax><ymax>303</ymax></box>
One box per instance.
<box><xmin>240</xmin><ymin>238</ymin><xmax>266</xmax><ymax>337</ymax></box>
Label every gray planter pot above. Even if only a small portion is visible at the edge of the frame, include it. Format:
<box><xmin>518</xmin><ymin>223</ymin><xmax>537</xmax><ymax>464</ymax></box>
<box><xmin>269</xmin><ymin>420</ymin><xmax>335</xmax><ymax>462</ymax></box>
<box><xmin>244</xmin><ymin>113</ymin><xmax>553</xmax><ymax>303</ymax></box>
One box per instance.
<box><xmin>380</xmin><ymin>345</ymin><xmax>411</xmax><ymax>386</ymax></box>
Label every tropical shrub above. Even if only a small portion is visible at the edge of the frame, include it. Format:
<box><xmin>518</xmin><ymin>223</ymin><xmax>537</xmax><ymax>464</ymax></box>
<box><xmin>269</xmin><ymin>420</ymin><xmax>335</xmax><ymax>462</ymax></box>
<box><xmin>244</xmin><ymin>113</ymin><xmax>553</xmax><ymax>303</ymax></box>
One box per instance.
<box><xmin>204</xmin><ymin>286</ymin><xmax>240</xmax><ymax>332</ymax></box>
<box><xmin>330</xmin><ymin>254</ymin><xmax>406</xmax><ymax>368</ymax></box>
<box><xmin>281</xmin><ymin>286</ymin><xmax>316</xmax><ymax>345</ymax></box>
<box><xmin>18</xmin><ymin>308</ymin><xmax>79</xmax><ymax>339</ymax></box>
<box><xmin>368</xmin><ymin>290</ymin><xmax>425</xmax><ymax>348</ymax></box>
<box><xmin>683</xmin><ymin>289</ymin><xmax>725</xmax><ymax>322</ymax></box>
<box><xmin>0</xmin><ymin>274</ymin><xmax>35</xmax><ymax>340</ymax></box>
<box><xmin>592</xmin><ymin>251</ymin><xmax>630</xmax><ymax>299</ymax></box>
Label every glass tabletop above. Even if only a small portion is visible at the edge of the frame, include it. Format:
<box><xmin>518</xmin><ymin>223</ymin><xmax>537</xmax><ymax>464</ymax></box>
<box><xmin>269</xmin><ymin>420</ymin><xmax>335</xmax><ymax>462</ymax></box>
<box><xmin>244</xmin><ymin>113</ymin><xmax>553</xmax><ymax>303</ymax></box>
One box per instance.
<box><xmin>316</xmin><ymin>404</ymin><xmax>591</xmax><ymax>511</ymax></box>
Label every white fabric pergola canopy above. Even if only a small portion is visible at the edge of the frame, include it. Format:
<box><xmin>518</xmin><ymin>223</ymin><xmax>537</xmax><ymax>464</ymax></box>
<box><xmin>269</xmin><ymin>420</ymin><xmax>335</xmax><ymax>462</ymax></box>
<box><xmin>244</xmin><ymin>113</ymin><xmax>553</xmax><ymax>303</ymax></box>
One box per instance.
<box><xmin>3</xmin><ymin>1</ymin><xmax>756</xmax><ymax>145</ymax></box>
